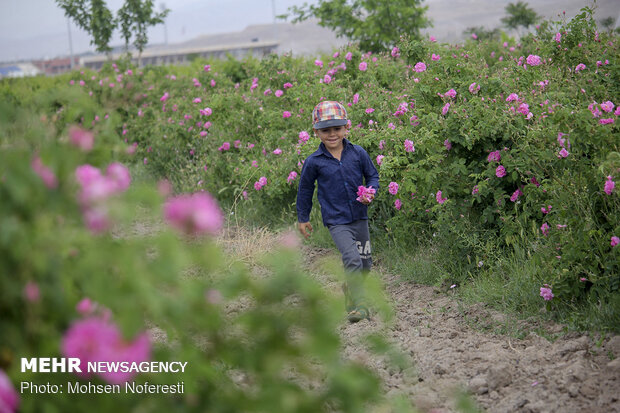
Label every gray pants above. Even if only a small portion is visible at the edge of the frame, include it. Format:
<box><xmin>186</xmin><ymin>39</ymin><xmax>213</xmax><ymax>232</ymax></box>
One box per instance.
<box><xmin>328</xmin><ymin>219</ymin><xmax>371</xmax><ymax>311</ymax></box>
<box><xmin>328</xmin><ymin>219</ymin><xmax>372</xmax><ymax>272</ymax></box>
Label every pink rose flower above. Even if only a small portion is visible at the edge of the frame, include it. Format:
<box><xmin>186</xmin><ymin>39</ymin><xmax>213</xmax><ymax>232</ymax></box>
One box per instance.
<box><xmin>404</xmin><ymin>139</ymin><xmax>415</xmax><ymax>153</ymax></box>
<box><xmin>358</xmin><ymin>62</ymin><xmax>368</xmax><ymax>71</ymax></box>
<box><xmin>394</xmin><ymin>199</ymin><xmax>402</xmax><ymax>210</ymax></box>
<box><xmin>388</xmin><ymin>182</ymin><xmax>399</xmax><ymax>195</ymax></box>
<box><xmin>604</xmin><ymin>176</ymin><xmax>615</xmax><ymax>195</ymax></box>
<box><xmin>611</xmin><ymin>236</ymin><xmax>619</xmax><ymax>247</ymax></box>
<box><xmin>526</xmin><ymin>55</ymin><xmax>542</xmax><ymax>66</ymax></box>
<box><xmin>496</xmin><ymin>165</ymin><xmax>506</xmax><ymax>178</ymax></box>
<box><xmin>540</xmin><ymin>286</ymin><xmax>554</xmax><ymax>301</ymax></box>
<box><xmin>376</xmin><ymin>155</ymin><xmax>384</xmax><ymax>165</ymax></box>
<box><xmin>164</xmin><ymin>192</ymin><xmax>224</xmax><ymax>236</ymax></box>
<box><xmin>282</xmin><ymin>111</ymin><xmax>292</xmax><ymax>118</ymax></box>
<box><xmin>356</xmin><ymin>185</ymin><xmax>376</xmax><ymax>203</ymax></box>
<box><xmin>436</xmin><ymin>190</ymin><xmax>447</xmax><ymax>204</ymax></box>
<box><xmin>414</xmin><ymin>62</ymin><xmax>426</xmax><ymax>72</ymax></box>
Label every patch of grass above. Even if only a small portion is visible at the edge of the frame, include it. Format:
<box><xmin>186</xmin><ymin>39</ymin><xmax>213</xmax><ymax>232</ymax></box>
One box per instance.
<box><xmin>374</xmin><ymin>240</ymin><xmax>445</xmax><ymax>286</ymax></box>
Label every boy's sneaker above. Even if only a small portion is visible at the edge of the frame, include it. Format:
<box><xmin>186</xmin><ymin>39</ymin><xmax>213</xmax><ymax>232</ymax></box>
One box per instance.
<box><xmin>347</xmin><ymin>306</ymin><xmax>370</xmax><ymax>323</ymax></box>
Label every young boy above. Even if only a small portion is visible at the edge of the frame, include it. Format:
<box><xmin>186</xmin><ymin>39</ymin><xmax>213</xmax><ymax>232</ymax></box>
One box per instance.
<box><xmin>296</xmin><ymin>100</ymin><xmax>380</xmax><ymax>323</ymax></box>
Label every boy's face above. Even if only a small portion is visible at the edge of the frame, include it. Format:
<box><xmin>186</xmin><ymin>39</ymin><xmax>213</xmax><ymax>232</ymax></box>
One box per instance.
<box><xmin>314</xmin><ymin>125</ymin><xmax>347</xmax><ymax>152</ymax></box>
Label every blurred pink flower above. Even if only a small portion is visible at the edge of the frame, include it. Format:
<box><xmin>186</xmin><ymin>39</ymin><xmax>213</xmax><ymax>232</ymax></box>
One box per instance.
<box><xmin>599</xmin><ymin>118</ymin><xmax>614</xmax><ymax>125</ymax></box>
<box><xmin>62</xmin><ymin>317</ymin><xmax>151</xmax><ymax>384</ymax></box>
<box><xmin>31</xmin><ymin>157</ymin><xmax>58</xmax><ymax>189</ymax></box>
<box><xmin>164</xmin><ymin>192</ymin><xmax>224</xmax><ymax>236</ymax></box>
<box><xmin>23</xmin><ymin>281</ymin><xmax>40</xmax><ymax>303</ymax></box>
<box><xmin>358</xmin><ymin>62</ymin><xmax>368</xmax><ymax>71</ymax></box>
<box><xmin>193</xmin><ymin>97</ymin><xmax>202</xmax><ymax>103</ymax></box>
<box><xmin>376</xmin><ymin>155</ymin><xmax>384</xmax><ymax>165</ymax></box>
<box><xmin>273</xmin><ymin>148</ymin><xmax>282</xmax><ymax>155</ymax></box>
<box><xmin>431</xmin><ymin>54</ymin><xmax>441</xmax><ymax>61</ymax></box>
<box><xmin>554</xmin><ymin>32</ymin><xmax>561</xmax><ymax>43</ymax></box>
<box><xmin>105</xmin><ymin>163</ymin><xmax>131</xmax><ymax>192</ymax></box>
<box><xmin>283</xmin><ymin>111</ymin><xmax>292</xmax><ymax>118</ymax></box>
<box><xmin>345</xmin><ymin>52</ymin><xmax>352</xmax><ymax>60</ymax></box>
<box><xmin>218</xmin><ymin>142</ymin><xmax>230</xmax><ymax>151</ymax></box>
<box><xmin>323</xmin><ymin>74</ymin><xmax>332</xmax><ymax>84</ymax></box>
<box><xmin>468</xmin><ymin>82</ymin><xmax>480</xmax><ymax>94</ymax></box>
<box><xmin>510</xmin><ymin>189</ymin><xmax>522</xmax><ymax>202</ymax></box>
<box><xmin>69</xmin><ymin>126</ymin><xmax>94</xmax><ymax>151</ymax></box>
<box><xmin>275</xmin><ymin>89</ymin><xmax>283</xmax><ymax>97</ymax></box>
<box><xmin>283</xmin><ymin>82</ymin><xmax>293</xmax><ymax>89</ymax></box>
<box><xmin>472</xmin><ymin>185</ymin><xmax>479</xmax><ymax>195</ymax></box>
<box><xmin>394</xmin><ymin>199</ymin><xmax>402</xmax><ymax>210</ymax></box>
<box><xmin>203</xmin><ymin>64</ymin><xmax>210</xmax><ymax>72</ymax></box>
<box><xmin>604</xmin><ymin>176</ymin><xmax>615</xmax><ymax>195</ymax></box>
<box><xmin>506</xmin><ymin>93</ymin><xmax>519</xmax><ymax>102</ymax></box>
<box><xmin>388</xmin><ymin>182</ymin><xmax>399</xmax><ymax>195</ymax></box>
<box><xmin>314</xmin><ymin>59</ymin><xmax>323</xmax><ymax>68</ymax></box>
<box><xmin>540</xmin><ymin>222</ymin><xmax>550</xmax><ymax>236</ymax></box>
<box><xmin>365</xmin><ymin>107</ymin><xmax>374</xmax><ymax>114</ymax></box>
<box><xmin>391</xmin><ymin>47</ymin><xmax>400</xmax><ymax>58</ymax></box>
<box><xmin>558</xmin><ymin>148</ymin><xmax>569</xmax><ymax>158</ymax></box>
<box><xmin>352</xmin><ymin>93</ymin><xmax>359</xmax><ymax>104</ymax></box>
<box><xmin>76</xmin><ymin>298</ymin><xmax>95</xmax><ymax>315</ymax></box>
<box><xmin>471</xmin><ymin>33</ymin><xmax>478</xmax><ymax>40</ymax></box>
<box><xmin>444</xmin><ymin>89</ymin><xmax>457</xmax><ymax>98</ymax></box>
<box><xmin>611</xmin><ymin>236</ymin><xmax>619</xmax><ymax>247</ymax></box>
<box><xmin>160</xmin><ymin>92</ymin><xmax>169</xmax><ymax>102</ymax></box>
<box><xmin>0</xmin><ymin>369</ymin><xmax>19</xmax><ymax>413</ymax></box>
<box><xmin>575</xmin><ymin>63</ymin><xmax>586</xmax><ymax>72</ymax></box>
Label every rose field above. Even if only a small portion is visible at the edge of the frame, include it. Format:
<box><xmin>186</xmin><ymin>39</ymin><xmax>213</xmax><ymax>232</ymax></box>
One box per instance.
<box><xmin>1</xmin><ymin>6</ymin><xmax>619</xmax><ymax>413</ymax></box>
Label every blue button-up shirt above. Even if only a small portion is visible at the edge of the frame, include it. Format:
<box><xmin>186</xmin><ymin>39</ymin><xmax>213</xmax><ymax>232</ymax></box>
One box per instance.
<box><xmin>296</xmin><ymin>139</ymin><xmax>380</xmax><ymax>226</ymax></box>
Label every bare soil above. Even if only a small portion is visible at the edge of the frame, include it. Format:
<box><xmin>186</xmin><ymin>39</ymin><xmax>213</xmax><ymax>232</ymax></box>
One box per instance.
<box><xmin>298</xmin><ymin>239</ymin><xmax>620</xmax><ymax>413</ymax></box>
<box><xmin>151</xmin><ymin>226</ymin><xmax>620</xmax><ymax>412</ymax></box>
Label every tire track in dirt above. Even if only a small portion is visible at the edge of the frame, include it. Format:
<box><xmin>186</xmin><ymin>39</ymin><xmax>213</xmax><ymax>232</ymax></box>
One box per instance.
<box><xmin>302</xmin><ymin>245</ymin><xmax>620</xmax><ymax>413</ymax></box>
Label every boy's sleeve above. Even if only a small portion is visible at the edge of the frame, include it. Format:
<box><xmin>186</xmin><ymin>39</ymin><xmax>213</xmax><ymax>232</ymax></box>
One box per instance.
<box><xmin>360</xmin><ymin>147</ymin><xmax>380</xmax><ymax>190</ymax></box>
<box><xmin>296</xmin><ymin>158</ymin><xmax>317</xmax><ymax>222</ymax></box>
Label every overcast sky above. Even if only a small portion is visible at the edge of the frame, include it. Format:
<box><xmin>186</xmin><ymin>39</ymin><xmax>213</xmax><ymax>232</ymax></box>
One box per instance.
<box><xmin>0</xmin><ymin>0</ymin><xmax>318</xmax><ymax>61</ymax></box>
<box><xmin>1</xmin><ymin>0</ymin><xmax>617</xmax><ymax>63</ymax></box>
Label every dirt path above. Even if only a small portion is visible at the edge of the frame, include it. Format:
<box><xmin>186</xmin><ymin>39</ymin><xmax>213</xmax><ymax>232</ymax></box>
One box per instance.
<box><xmin>299</xmin><ymin>243</ymin><xmax>620</xmax><ymax>413</ymax></box>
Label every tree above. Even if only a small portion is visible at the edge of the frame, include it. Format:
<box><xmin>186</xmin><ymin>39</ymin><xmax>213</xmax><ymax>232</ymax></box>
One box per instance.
<box><xmin>117</xmin><ymin>0</ymin><xmax>169</xmax><ymax>60</ymax></box>
<box><xmin>463</xmin><ymin>26</ymin><xmax>501</xmax><ymax>42</ymax></box>
<box><xmin>501</xmin><ymin>1</ymin><xmax>539</xmax><ymax>35</ymax></box>
<box><xmin>280</xmin><ymin>0</ymin><xmax>431</xmax><ymax>53</ymax></box>
<box><xmin>57</xmin><ymin>0</ymin><xmax>168</xmax><ymax>62</ymax></box>
<box><xmin>57</xmin><ymin>0</ymin><xmax>116</xmax><ymax>54</ymax></box>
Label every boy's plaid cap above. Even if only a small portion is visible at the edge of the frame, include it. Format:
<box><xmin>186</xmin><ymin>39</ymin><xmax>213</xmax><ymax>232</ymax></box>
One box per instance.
<box><xmin>312</xmin><ymin>101</ymin><xmax>348</xmax><ymax>129</ymax></box>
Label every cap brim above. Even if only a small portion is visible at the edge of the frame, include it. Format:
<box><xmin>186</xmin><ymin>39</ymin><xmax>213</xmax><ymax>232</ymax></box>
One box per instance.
<box><xmin>313</xmin><ymin>119</ymin><xmax>348</xmax><ymax>129</ymax></box>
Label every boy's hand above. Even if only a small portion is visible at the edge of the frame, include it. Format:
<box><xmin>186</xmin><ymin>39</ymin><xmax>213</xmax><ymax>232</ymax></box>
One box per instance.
<box><xmin>298</xmin><ymin>222</ymin><xmax>313</xmax><ymax>239</ymax></box>
<box><xmin>359</xmin><ymin>194</ymin><xmax>374</xmax><ymax>205</ymax></box>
